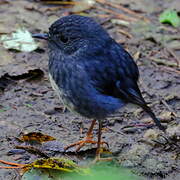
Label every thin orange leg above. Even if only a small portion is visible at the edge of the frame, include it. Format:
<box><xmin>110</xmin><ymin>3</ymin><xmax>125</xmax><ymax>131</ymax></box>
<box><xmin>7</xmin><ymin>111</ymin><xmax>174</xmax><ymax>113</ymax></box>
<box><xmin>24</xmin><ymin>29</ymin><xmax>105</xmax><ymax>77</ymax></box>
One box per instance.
<box><xmin>92</xmin><ymin>121</ymin><xmax>112</xmax><ymax>163</ymax></box>
<box><xmin>64</xmin><ymin>119</ymin><xmax>108</xmax><ymax>152</ymax></box>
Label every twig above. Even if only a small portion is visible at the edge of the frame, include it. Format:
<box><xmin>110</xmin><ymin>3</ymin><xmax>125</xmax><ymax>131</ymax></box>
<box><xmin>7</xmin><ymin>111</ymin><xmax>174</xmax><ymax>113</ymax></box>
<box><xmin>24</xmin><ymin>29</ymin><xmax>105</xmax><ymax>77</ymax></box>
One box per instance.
<box><xmin>0</xmin><ymin>0</ymin><xmax>9</xmax><ymax>5</ymax></box>
<box><xmin>45</xmin><ymin>6</ymin><xmax>71</xmax><ymax>11</ymax></box>
<box><xmin>96</xmin><ymin>14</ymin><xmax>112</xmax><ymax>18</ymax></box>
<box><xmin>166</xmin><ymin>48</ymin><xmax>180</xmax><ymax>68</ymax></box>
<box><xmin>116</xmin><ymin>39</ymin><xmax>126</xmax><ymax>44</ymax></box>
<box><xmin>161</xmin><ymin>99</ymin><xmax>176</xmax><ymax>116</ymax></box>
<box><xmin>149</xmin><ymin>57</ymin><xmax>178</xmax><ymax>68</ymax></box>
<box><xmin>158</xmin><ymin>66</ymin><xmax>180</xmax><ymax>74</ymax></box>
<box><xmin>42</xmin><ymin>1</ymin><xmax>78</xmax><ymax>5</ymax></box>
<box><xmin>117</xmin><ymin>29</ymin><xmax>132</xmax><ymax>38</ymax></box>
<box><xmin>96</xmin><ymin>0</ymin><xmax>149</xmax><ymax>22</ymax></box>
<box><xmin>15</xmin><ymin>145</ymin><xmax>49</xmax><ymax>158</ymax></box>
<box><xmin>96</xmin><ymin>6</ymin><xmax>137</xmax><ymax>22</ymax></box>
<box><xmin>0</xmin><ymin>160</ymin><xmax>25</xmax><ymax>169</ymax></box>
<box><xmin>0</xmin><ymin>160</ymin><xmax>25</xmax><ymax>167</ymax></box>
<box><xmin>111</xmin><ymin>19</ymin><xmax>130</xmax><ymax>27</ymax></box>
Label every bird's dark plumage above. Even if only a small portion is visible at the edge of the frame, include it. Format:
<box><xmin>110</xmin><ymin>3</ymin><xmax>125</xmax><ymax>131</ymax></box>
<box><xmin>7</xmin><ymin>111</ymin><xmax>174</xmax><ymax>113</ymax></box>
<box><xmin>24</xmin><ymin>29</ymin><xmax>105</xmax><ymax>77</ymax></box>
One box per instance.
<box><xmin>44</xmin><ymin>15</ymin><xmax>165</xmax><ymax>131</ymax></box>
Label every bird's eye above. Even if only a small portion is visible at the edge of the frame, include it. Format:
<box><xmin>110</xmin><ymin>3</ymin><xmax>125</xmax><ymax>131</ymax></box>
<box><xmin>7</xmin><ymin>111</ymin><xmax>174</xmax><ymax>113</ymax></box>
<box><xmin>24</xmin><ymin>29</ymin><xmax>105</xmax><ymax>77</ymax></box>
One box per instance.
<box><xmin>59</xmin><ymin>35</ymin><xmax>69</xmax><ymax>43</ymax></box>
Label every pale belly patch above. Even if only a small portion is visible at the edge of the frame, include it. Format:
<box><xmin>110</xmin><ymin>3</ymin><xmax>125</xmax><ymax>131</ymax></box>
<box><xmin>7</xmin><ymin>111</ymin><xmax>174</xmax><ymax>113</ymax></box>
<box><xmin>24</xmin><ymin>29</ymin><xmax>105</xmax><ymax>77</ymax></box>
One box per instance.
<box><xmin>49</xmin><ymin>73</ymin><xmax>76</xmax><ymax>112</ymax></box>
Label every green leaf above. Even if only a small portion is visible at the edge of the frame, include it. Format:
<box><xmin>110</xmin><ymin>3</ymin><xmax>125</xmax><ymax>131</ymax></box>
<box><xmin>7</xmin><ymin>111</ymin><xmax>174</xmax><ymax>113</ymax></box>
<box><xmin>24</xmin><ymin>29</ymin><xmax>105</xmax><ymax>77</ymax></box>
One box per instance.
<box><xmin>159</xmin><ymin>9</ymin><xmax>180</xmax><ymax>27</ymax></box>
<box><xmin>25</xmin><ymin>103</ymin><xmax>33</xmax><ymax>108</ymax></box>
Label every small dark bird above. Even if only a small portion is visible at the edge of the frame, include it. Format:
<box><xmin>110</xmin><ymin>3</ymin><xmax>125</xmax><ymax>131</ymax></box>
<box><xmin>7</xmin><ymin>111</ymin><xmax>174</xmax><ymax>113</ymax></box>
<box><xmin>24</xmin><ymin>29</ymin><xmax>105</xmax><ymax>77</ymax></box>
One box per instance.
<box><xmin>33</xmin><ymin>15</ymin><xmax>165</xmax><ymax>161</ymax></box>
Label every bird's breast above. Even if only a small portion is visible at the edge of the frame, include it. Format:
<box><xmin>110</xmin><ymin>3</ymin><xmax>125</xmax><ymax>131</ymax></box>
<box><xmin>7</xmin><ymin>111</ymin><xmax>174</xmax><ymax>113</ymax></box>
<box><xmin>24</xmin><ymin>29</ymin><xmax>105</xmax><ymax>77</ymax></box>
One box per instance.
<box><xmin>48</xmin><ymin>58</ymin><xmax>125</xmax><ymax>119</ymax></box>
<box><xmin>49</xmin><ymin>73</ymin><xmax>76</xmax><ymax>112</ymax></box>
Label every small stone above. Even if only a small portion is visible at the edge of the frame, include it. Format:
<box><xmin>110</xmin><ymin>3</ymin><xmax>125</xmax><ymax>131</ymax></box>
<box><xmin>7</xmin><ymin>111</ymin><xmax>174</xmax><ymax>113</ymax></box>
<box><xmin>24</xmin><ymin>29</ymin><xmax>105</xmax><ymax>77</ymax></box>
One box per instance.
<box><xmin>141</xmin><ymin>117</ymin><xmax>152</xmax><ymax>123</ymax></box>
<box><xmin>44</xmin><ymin>109</ymin><xmax>56</xmax><ymax>115</ymax></box>
<box><xmin>141</xmin><ymin>157</ymin><xmax>172</xmax><ymax>175</ymax></box>
<box><xmin>143</xmin><ymin>129</ymin><xmax>159</xmax><ymax>140</ymax></box>
<box><xmin>159</xmin><ymin>111</ymin><xmax>175</xmax><ymax>122</ymax></box>
<box><xmin>166</xmin><ymin>124</ymin><xmax>180</xmax><ymax>138</ymax></box>
<box><xmin>119</xmin><ymin>144</ymin><xmax>151</xmax><ymax>167</ymax></box>
<box><xmin>122</xmin><ymin>127</ymin><xmax>139</xmax><ymax>133</ymax></box>
<box><xmin>121</xmin><ymin>160</ymin><xmax>135</xmax><ymax>168</ymax></box>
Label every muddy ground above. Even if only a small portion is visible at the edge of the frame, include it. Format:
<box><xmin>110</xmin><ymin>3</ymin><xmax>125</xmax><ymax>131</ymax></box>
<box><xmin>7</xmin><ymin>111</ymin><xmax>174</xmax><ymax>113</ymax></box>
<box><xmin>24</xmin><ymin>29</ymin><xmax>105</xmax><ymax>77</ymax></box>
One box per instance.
<box><xmin>0</xmin><ymin>0</ymin><xmax>179</xmax><ymax>179</ymax></box>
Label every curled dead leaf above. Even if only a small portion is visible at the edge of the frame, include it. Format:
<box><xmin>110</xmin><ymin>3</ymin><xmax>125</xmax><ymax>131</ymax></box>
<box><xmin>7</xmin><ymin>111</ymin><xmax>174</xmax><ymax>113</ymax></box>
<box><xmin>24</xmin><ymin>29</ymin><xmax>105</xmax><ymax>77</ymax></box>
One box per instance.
<box><xmin>19</xmin><ymin>132</ymin><xmax>56</xmax><ymax>143</ymax></box>
<box><xmin>143</xmin><ymin>129</ymin><xmax>159</xmax><ymax>140</ymax></box>
<box><xmin>159</xmin><ymin>111</ymin><xmax>175</xmax><ymax>122</ymax></box>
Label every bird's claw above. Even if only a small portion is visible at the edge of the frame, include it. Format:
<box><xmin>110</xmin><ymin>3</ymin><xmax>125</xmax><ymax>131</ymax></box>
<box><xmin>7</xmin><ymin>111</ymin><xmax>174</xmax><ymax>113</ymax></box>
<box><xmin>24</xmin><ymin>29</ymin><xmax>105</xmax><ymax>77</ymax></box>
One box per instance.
<box><xmin>64</xmin><ymin>134</ymin><xmax>108</xmax><ymax>152</ymax></box>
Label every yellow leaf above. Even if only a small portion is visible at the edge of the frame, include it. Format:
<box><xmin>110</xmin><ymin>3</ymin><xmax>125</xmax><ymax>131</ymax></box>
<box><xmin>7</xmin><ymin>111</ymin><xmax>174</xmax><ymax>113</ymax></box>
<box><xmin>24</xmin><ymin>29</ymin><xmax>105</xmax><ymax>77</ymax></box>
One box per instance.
<box><xmin>0</xmin><ymin>158</ymin><xmax>90</xmax><ymax>176</ymax></box>
<box><xmin>24</xmin><ymin>158</ymin><xmax>90</xmax><ymax>175</ymax></box>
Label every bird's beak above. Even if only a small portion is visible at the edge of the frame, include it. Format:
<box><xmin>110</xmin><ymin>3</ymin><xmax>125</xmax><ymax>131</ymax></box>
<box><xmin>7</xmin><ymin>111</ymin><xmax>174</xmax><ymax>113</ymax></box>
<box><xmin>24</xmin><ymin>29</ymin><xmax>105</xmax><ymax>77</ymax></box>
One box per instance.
<box><xmin>32</xmin><ymin>33</ymin><xmax>49</xmax><ymax>40</ymax></box>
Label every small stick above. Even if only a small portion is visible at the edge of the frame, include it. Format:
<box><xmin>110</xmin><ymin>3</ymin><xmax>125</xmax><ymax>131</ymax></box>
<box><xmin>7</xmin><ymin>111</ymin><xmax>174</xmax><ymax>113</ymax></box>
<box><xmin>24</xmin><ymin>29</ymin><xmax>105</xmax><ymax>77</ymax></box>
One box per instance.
<box><xmin>166</xmin><ymin>48</ymin><xmax>180</xmax><ymax>68</ymax></box>
<box><xmin>161</xmin><ymin>99</ymin><xmax>176</xmax><ymax>116</ymax></box>
<box><xmin>0</xmin><ymin>1</ymin><xmax>9</xmax><ymax>5</ymax></box>
<box><xmin>0</xmin><ymin>166</ymin><xmax>22</xmax><ymax>169</ymax></box>
<box><xmin>96</xmin><ymin>6</ymin><xmax>137</xmax><ymax>22</ymax></box>
<box><xmin>158</xmin><ymin>66</ymin><xmax>180</xmax><ymax>74</ymax></box>
<box><xmin>117</xmin><ymin>29</ymin><xmax>133</xmax><ymax>38</ymax></box>
<box><xmin>96</xmin><ymin>0</ymin><xmax>149</xmax><ymax>21</ymax></box>
<box><xmin>96</xmin><ymin>14</ymin><xmax>111</xmax><ymax>18</ymax></box>
<box><xmin>42</xmin><ymin>1</ymin><xmax>78</xmax><ymax>5</ymax></box>
<box><xmin>0</xmin><ymin>160</ymin><xmax>26</xmax><ymax>169</ymax></box>
<box><xmin>0</xmin><ymin>160</ymin><xmax>25</xmax><ymax>167</ymax></box>
<box><xmin>15</xmin><ymin>146</ymin><xmax>49</xmax><ymax>158</ymax></box>
<box><xmin>149</xmin><ymin>57</ymin><xmax>178</xmax><ymax>68</ymax></box>
<box><xmin>45</xmin><ymin>6</ymin><xmax>71</xmax><ymax>11</ymax></box>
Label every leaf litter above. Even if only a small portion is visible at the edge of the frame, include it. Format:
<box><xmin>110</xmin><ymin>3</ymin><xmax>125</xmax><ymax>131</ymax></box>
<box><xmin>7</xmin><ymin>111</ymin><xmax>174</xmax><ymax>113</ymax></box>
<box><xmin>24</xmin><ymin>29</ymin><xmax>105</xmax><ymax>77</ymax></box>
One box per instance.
<box><xmin>0</xmin><ymin>0</ymin><xmax>179</xmax><ymax>179</ymax></box>
<box><xmin>18</xmin><ymin>132</ymin><xmax>56</xmax><ymax>143</ymax></box>
<box><xmin>0</xmin><ymin>157</ymin><xmax>90</xmax><ymax>176</ymax></box>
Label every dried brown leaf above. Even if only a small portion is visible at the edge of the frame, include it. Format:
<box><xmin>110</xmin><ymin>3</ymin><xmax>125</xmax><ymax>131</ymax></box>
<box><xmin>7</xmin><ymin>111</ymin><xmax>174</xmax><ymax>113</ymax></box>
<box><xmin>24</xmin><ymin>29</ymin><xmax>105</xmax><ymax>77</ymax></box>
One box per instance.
<box><xmin>19</xmin><ymin>132</ymin><xmax>56</xmax><ymax>143</ymax></box>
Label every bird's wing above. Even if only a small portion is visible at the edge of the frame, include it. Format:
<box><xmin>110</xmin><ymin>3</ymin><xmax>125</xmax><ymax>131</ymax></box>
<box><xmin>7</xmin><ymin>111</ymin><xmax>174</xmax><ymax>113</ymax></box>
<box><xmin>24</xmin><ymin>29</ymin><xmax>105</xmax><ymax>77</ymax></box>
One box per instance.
<box><xmin>86</xmin><ymin>41</ymin><xmax>141</xmax><ymax>103</ymax></box>
<box><xmin>108</xmin><ymin>42</ymin><xmax>145</xmax><ymax>105</ymax></box>
<box><xmin>86</xmin><ymin>41</ymin><xmax>165</xmax><ymax>131</ymax></box>
<box><xmin>112</xmin><ymin>43</ymin><xmax>165</xmax><ymax>131</ymax></box>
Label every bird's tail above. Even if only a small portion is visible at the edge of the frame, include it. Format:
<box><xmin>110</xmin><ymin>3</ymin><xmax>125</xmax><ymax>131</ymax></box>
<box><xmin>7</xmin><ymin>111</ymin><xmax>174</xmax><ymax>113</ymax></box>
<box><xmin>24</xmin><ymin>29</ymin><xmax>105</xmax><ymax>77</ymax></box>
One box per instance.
<box><xmin>116</xmin><ymin>81</ymin><xmax>166</xmax><ymax>131</ymax></box>
<box><xmin>140</xmin><ymin>104</ymin><xmax>166</xmax><ymax>131</ymax></box>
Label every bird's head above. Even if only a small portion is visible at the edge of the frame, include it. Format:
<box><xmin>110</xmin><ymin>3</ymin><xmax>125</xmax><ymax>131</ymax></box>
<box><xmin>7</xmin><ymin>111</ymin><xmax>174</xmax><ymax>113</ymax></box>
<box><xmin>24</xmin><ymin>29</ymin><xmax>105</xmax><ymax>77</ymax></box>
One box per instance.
<box><xmin>33</xmin><ymin>15</ymin><xmax>110</xmax><ymax>55</ymax></box>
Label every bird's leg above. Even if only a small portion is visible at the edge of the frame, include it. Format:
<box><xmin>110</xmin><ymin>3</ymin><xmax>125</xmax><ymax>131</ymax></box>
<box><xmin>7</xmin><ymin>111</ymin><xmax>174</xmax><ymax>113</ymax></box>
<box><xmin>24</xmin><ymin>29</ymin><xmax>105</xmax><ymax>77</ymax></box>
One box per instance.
<box><xmin>92</xmin><ymin>121</ymin><xmax>112</xmax><ymax>163</ymax></box>
<box><xmin>64</xmin><ymin>119</ymin><xmax>108</xmax><ymax>152</ymax></box>
<box><xmin>95</xmin><ymin>120</ymin><xmax>102</xmax><ymax>160</ymax></box>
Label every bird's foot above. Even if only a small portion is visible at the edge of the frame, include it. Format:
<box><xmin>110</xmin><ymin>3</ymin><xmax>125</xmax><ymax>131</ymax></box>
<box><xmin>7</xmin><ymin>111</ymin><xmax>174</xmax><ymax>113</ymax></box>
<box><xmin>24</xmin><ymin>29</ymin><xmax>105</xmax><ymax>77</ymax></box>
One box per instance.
<box><xmin>90</xmin><ymin>149</ymin><xmax>112</xmax><ymax>165</ymax></box>
<box><xmin>92</xmin><ymin>156</ymin><xmax>113</xmax><ymax>164</ymax></box>
<box><xmin>64</xmin><ymin>133</ymin><xmax>108</xmax><ymax>152</ymax></box>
